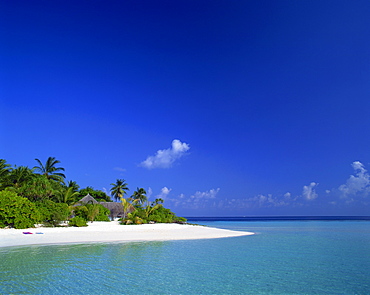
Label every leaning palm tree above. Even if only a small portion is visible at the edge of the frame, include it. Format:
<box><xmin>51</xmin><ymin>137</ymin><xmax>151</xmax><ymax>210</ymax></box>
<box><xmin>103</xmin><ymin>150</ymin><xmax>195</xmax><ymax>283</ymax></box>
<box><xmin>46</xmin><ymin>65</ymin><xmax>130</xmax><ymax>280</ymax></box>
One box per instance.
<box><xmin>34</xmin><ymin>157</ymin><xmax>66</xmax><ymax>183</ymax></box>
<box><xmin>131</xmin><ymin>187</ymin><xmax>147</xmax><ymax>206</ymax></box>
<box><xmin>143</xmin><ymin>201</ymin><xmax>162</xmax><ymax>220</ymax></box>
<box><xmin>110</xmin><ymin>179</ymin><xmax>129</xmax><ymax>201</ymax></box>
<box><xmin>57</xmin><ymin>186</ymin><xmax>79</xmax><ymax>204</ymax></box>
<box><xmin>121</xmin><ymin>197</ymin><xmax>136</xmax><ymax>218</ymax></box>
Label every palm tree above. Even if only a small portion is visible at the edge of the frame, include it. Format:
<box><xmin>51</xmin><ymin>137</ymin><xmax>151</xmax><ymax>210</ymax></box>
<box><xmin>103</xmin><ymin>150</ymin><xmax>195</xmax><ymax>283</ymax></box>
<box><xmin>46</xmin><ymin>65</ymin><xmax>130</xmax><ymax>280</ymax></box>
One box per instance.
<box><xmin>0</xmin><ymin>159</ymin><xmax>11</xmax><ymax>178</ymax></box>
<box><xmin>152</xmin><ymin>198</ymin><xmax>164</xmax><ymax>206</ymax></box>
<box><xmin>131</xmin><ymin>187</ymin><xmax>147</xmax><ymax>206</ymax></box>
<box><xmin>34</xmin><ymin>157</ymin><xmax>66</xmax><ymax>182</ymax></box>
<box><xmin>5</xmin><ymin>166</ymin><xmax>35</xmax><ymax>188</ymax></box>
<box><xmin>0</xmin><ymin>159</ymin><xmax>12</xmax><ymax>188</ymax></box>
<box><xmin>110</xmin><ymin>179</ymin><xmax>129</xmax><ymax>201</ymax></box>
<box><xmin>121</xmin><ymin>197</ymin><xmax>136</xmax><ymax>218</ymax></box>
<box><xmin>57</xmin><ymin>186</ymin><xmax>79</xmax><ymax>204</ymax></box>
<box><xmin>143</xmin><ymin>201</ymin><xmax>162</xmax><ymax>220</ymax></box>
<box><xmin>20</xmin><ymin>174</ymin><xmax>57</xmax><ymax>201</ymax></box>
<box><xmin>67</xmin><ymin>180</ymin><xmax>80</xmax><ymax>192</ymax></box>
<box><xmin>87</xmin><ymin>203</ymin><xmax>101</xmax><ymax>222</ymax></box>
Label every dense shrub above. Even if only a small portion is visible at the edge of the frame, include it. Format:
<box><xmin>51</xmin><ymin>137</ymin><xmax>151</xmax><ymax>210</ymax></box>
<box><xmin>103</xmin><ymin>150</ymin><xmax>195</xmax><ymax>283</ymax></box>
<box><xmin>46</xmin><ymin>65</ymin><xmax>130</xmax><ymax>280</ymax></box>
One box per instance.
<box><xmin>35</xmin><ymin>200</ymin><xmax>70</xmax><ymax>226</ymax></box>
<box><xmin>0</xmin><ymin>190</ymin><xmax>39</xmax><ymax>229</ymax></box>
<box><xmin>73</xmin><ymin>205</ymin><xmax>88</xmax><ymax>219</ymax></box>
<box><xmin>19</xmin><ymin>175</ymin><xmax>63</xmax><ymax>202</ymax></box>
<box><xmin>91</xmin><ymin>204</ymin><xmax>110</xmax><ymax>221</ymax></box>
<box><xmin>72</xmin><ymin>204</ymin><xmax>110</xmax><ymax>222</ymax></box>
<box><xmin>69</xmin><ymin>216</ymin><xmax>87</xmax><ymax>227</ymax></box>
<box><xmin>122</xmin><ymin>205</ymin><xmax>187</xmax><ymax>225</ymax></box>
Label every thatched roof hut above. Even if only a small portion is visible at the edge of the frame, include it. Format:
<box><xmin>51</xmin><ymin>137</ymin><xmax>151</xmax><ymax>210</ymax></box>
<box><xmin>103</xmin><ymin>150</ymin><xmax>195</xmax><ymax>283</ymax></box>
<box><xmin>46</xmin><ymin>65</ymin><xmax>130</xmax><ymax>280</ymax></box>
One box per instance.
<box><xmin>76</xmin><ymin>194</ymin><xmax>126</xmax><ymax>220</ymax></box>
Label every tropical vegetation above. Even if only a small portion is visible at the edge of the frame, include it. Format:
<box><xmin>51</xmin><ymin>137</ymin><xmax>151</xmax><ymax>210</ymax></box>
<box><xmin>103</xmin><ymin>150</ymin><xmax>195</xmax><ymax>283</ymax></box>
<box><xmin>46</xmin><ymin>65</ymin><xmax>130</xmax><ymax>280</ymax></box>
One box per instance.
<box><xmin>119</xmin><ymin>187</ymin><xmax>186</xmax><ymax>225</ymax></box>
<box><xmin>0</xmin><ymin>157</ymin><xmax>187</xmax><ymax>229</ymax></box>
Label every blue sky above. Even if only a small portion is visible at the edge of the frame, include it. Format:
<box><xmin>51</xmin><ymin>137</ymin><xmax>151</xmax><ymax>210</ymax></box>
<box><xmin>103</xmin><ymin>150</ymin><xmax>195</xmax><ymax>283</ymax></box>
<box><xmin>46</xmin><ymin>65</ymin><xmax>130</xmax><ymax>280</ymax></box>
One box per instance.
<box><xmin>1</xmin><ymin>0</ymin><xmax>370</xmax><ymax>216</ymax></box>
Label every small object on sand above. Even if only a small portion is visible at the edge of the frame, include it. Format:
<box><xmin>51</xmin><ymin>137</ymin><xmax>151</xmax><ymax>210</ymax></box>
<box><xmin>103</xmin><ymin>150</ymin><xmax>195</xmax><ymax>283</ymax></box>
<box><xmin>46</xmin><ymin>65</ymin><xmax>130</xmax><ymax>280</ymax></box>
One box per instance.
<box><xmin>22</xmin><ymin>232</ymin><xmax>33</xmax><ymax>234</ymax></box>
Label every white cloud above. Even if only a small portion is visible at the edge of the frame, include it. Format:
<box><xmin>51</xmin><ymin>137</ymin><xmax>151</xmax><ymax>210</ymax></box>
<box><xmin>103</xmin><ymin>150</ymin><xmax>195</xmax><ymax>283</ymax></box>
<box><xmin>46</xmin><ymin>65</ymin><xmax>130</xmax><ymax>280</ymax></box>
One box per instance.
<box><xmin>161</xmin><ymin>187</ymin><xmax>171</xmax><ymax>195</ymax></box>
<box><xmin>220</xmin><ymin>193</ymin><xmax>292</xmax><ymax>209</ymax></box>
<box><xmin>302</xmin><ymin>182</ymin><xmax>318</xmax><ymax>200</ymax></box>
<box><xmin>114</xmin><ymin>167</ymin><xmax>126</xmax><ymax>172</ymax></box>
<box><xmin>253</xmin><ymin>194</ymin><xmax>290</xmax><ymax>207</ymax></box>
<box><xmin>155</xmin><ymin>187</ymin><xmax>172</xmax><ymax>200</ymax></box>
<box><xmin>191</xmin><ymin>188</ymin><xmax>220</xmax><ymax>200</ymax></box>
<box><xmin>338</xmin><ymin>161</ymin><xmax>370</xmax><ymax>198</ymax></box>
<box><xmin>140</xmin><ymin>139</ymin><xmax>190</xmax><ymax>169</ymax></box>
<box><xmin>187</xmin><ymin>188</ymin><xmax>220</xmax><ymax>208</ymax></box>
<box><xmin>160</xmin><ymin>188</ymin><xmax>220</xmax><ymax>209</ymax></box>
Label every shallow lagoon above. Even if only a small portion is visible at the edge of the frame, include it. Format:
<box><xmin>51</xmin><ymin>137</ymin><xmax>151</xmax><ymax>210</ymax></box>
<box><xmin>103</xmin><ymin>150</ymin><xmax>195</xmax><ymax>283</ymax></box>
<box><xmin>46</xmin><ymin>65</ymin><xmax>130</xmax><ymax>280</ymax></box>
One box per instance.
<box><xmin>1</xmin><ymin>220</ymin><xmax>370</xmax><ymax>294</ymax></box>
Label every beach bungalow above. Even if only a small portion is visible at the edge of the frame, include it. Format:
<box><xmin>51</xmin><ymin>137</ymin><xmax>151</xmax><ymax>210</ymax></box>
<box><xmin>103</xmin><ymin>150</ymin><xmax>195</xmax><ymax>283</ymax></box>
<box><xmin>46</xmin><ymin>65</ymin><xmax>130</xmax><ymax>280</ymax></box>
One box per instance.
<box><xmin>75</xmin><ymin>194</ymin><xmax>127</xmax><ymax>220</ymax></box>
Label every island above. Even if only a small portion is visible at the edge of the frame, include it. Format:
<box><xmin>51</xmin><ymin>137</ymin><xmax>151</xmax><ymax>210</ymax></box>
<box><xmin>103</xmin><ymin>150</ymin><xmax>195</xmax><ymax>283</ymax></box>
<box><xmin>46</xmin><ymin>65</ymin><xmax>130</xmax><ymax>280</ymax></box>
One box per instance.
<box><xmin>0</xmin><ymin>157</ymin><xmax>254</xmax><ymax>247</ymax></box>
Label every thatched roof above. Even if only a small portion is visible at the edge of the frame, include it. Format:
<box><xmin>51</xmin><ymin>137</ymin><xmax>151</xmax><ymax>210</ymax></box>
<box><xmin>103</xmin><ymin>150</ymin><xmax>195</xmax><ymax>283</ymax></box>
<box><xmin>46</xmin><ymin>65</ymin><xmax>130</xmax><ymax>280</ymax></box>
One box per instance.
<box><xmin>99</xmin><ymin>202</ymin><xmax>125</xmax><ymax>218</ymax></box>
<box><xmin>75</xmin><ymin>194</ymin><xmax>98</xmax><ymax>205</ymax></box>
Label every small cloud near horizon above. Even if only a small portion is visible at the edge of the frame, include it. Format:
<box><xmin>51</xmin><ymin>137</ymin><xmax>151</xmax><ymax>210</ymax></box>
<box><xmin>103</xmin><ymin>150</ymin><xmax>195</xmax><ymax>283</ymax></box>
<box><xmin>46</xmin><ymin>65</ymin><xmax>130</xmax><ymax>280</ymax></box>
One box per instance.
<box><xmin>302</xmin><ymin>182</ymin><xmax>319</xmax><ymax>200</ymax></box>
<box><xmin>338</xmin><ymin>161</ymin><xmax>370</xmax><ymax>198</ymax></box>
<box><xmin>139</xmin><ymin>139</ymin><xmax>190</xmax><ymax>169</ymax></box>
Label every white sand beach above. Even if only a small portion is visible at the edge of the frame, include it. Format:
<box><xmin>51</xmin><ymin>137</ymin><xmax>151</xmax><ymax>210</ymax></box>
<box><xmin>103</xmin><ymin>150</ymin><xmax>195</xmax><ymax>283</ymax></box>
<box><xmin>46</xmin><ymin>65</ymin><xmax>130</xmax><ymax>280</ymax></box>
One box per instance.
<box><xmin>0</xmin><ymin>221</ymin><xmax>254</xmax><ymax>248</ymax></box>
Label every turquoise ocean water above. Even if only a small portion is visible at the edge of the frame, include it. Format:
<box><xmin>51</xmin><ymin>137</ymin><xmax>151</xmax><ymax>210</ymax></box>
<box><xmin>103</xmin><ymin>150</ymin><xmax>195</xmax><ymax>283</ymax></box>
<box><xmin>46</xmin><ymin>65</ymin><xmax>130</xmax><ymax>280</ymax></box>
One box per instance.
<box><xmin>1</xmin><ymin>218</ymin><xmax>370</xmax><ymax>294</ymax></box>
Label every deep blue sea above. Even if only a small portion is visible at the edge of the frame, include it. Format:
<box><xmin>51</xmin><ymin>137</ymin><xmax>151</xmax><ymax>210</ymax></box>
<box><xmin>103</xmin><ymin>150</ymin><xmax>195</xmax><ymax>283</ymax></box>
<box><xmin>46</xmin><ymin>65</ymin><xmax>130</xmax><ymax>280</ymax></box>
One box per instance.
<box><xmin>1</xmin><ymin>217</ymin><xmax>370</xmax><ymax>294</ymax></box>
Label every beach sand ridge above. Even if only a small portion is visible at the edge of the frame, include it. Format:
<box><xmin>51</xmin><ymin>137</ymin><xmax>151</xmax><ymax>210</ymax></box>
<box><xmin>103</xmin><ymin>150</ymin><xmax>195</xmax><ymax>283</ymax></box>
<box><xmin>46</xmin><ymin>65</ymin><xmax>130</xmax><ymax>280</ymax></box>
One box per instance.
<box><xmin>0</xmin><ymin>221</ymin><xmax>254</xmax><ymax>248</ymax></box>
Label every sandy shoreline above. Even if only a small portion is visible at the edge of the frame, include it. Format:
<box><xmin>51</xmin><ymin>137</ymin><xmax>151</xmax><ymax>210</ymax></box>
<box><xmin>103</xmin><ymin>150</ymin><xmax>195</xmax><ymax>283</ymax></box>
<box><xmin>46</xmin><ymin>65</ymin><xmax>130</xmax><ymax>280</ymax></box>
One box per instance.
<box><xmin>0</xmin><ymin>221</ymin><xmax>254</xmax><ymax>248</ymax></box>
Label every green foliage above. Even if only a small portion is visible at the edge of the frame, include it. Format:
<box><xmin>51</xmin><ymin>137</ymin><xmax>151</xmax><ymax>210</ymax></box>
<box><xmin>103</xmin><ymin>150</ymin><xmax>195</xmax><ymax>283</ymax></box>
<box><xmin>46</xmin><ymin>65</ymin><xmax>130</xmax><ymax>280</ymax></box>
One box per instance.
<box><xmin>110</xmin><ymin>179</ymin><xmax>129</xmax><ymax>201</ymax></box>
<box><xmin>121</xmin><ymin>196</ymin><xmax>135</xmax><ymax>217</ymax></box>
<box><xmin>151</xmin><ymin>198</ymin><xmax>164</xmax><ymax>206</ymax></box>
<box><xmin>72</xmin><ymin>204</ymin><xmax>110</xmax><ymax>222</ymax></box>
<box><xmin>69</xmin><ymin>216</ymin><xmax>87</xmax><ymax>227</ymax></box>
<box><xmin>174</xmin><ymin>216</ymin><xmax>187</xmax><ymax>224</ymax></box>
<box><xmin>122</xmin><ymin>212</ymin><xmax>145</xmax><ymax>224</ymax></box>
<box><xmin>0</xmin><ymin>159</ymin><xmax>11</xmax><ymax>188</ymax></box>
<box><xmin>87</xmin><ymin>204</ymin><xmax>99</xmax><ymax>222</ymax></box>
<box><xmin>147</xmin><ymin>206</ymin><xmax>173</xmax><ymax>223</ymax></box>
<box><xmin>17</xmin><ymin>174</ymin><xmax>63</xmax><ymax>202</ymax></box>
<box><xmin>0</xmin><ymin>158</ymin><xmax>187</xmax><ymax>228</ymax></box>
<box><xmin>35</xmin><ymin>200</ymin><xmax>70</xmax><ymax>226</ymax></box>
<box><xmin>0</xmin><ymin>190</ymin><xmax>39</xmax><ymax>229</ymax></box>
<box><xmin>67</xmin><ymin>180</ymin><xmax>80</xmax><ymax>192</ymax></box>
<box><xmin>121</xmin><ymin>202</ymin><xmax>187</xmax><ymax>225</ymax></box>
<box><xmin>0</xmin><ymin>163</ymin><xmax>66</xmax><ymax>202</ymax></box>
<box><xmin>92</xmin><ymin>204</ymin><xmax>110</xmax><ymax>221</ymax></box>
<box><xmin>69</xmin><ymin>203</ymin><xmax>109</xmax><ymax>225</ymax></box>
<box><xmin>34</xmin><ymin>157</ymin><xmax>66</xmax><ymax>183</ymax></box>
<box><xmin>131</xmin><ymin>187</ymin><xmax>147</xmax><ymax>207</ymax></box>
<box><xmin>73</xmin><ymin>205</ymin><xmax>88</xmax><ymax>219</ymax></box>
<box><xmin>55</xmin><ymin>186</ymin><xmax>79</xmax><ymax>204</ymax></box>
<box><xmin>2</xmin><ymin>166</ymin><xmax>34</xmax><ymax>190</ymax></box>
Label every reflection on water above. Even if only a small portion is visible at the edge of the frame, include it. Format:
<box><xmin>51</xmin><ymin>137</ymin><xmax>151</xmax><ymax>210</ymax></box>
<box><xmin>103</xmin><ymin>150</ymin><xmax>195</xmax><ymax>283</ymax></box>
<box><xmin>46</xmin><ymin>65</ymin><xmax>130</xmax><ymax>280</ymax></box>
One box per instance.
<box><xmin>0</xmin><ymin>241</ymin><xmax>168</xmax><ymax>294</ymax></box>
<box><xmin>1</xmin><ymin>221</ymin><xmax>370</xmax><ymax>294</ymax></box>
